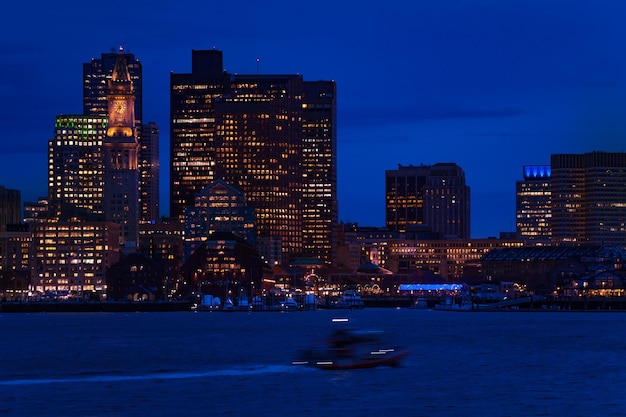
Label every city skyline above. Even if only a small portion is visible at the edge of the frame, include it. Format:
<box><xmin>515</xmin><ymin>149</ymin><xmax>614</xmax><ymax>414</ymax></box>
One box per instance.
<box><xmin>2</xmin><ymin>1</ymin><xmax>626</xmax><ymax>238</ymax></box>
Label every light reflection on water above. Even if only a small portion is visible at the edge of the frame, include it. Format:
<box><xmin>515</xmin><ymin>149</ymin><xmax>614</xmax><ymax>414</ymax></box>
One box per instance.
<box><xmin>2</xmin><ymin>309</ymin><xmax>625</xmax><ymax>416</ymax></box>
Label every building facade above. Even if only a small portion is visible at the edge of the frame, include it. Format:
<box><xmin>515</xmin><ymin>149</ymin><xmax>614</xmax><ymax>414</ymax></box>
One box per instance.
<box><xmin>30</xmin><ymin>221</ymin><xmax>120</xmax><ymax>297</ymax></box>
<box><xmin>516</xmin><ymin>165</ymin><xmax>551</xmax><ymax>245</ymax></box>
<box><xmin>301</xmin><ymin>81</ymin><xmax>338</xmax><ymax>265</ymax></box>
<box><xmin>551</xmin><ymin>152</ymin><xmax>626</xmax><ymax>246</ymax></box>
<box><xmin>103</xmin><ymin>51</ymin><xmax>140</xmax><ymax>248</ymax></box>
<box><xmin>139</xmin><ymin>122</ymin><xmax>160</xmax><ymax>224</ymax></box>
<box><xmin>184</xmin><ymin>179</ymin><xmax>255</xmax><ymax>260</ymax></box>
<box><xmin>386</xmin><ymin>163</ymin><xmax>470</xmax><ymax>238</ymax></box>
<box><xmin>170</xmin><ymin>49</ymin><xmax>337</xmax><ymax>263</ymax></box>
<box><xmin>48</xmin><ymin>115</ymin><xmax>107</xmax><ymax>220</ymax></box>
<box><xmin>0</xmin><ymin>186</ymin><xmax>21</xmax><ymax>231</ymax></box>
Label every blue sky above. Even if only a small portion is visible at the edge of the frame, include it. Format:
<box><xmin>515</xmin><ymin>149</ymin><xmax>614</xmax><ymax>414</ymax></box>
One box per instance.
<box><xmin>1</xmin><ymin>0</ymin><xmax>625</xmax><ymax>237</ymax></box>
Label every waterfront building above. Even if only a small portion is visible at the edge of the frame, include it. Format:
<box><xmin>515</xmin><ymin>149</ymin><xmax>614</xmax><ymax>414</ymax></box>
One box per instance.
<box><xmin>106</xmin><ymin>252</ymin><xmax>165</xmax><ymax>301</ymax></box>
<box><xmin>551</xmin><ymin>152</ymin><xmax>626</xmax><ymax>246</ymax></box>
<box><xmin>516</xmin><ymin>165</ymin><xmax>551</xmax><ymax>245</ymax></box>
<box><xmin>183</xmin><ymin>179</ymin><xmax>255</xmax><ymax>261</ymax></box>
<box><xmin>138</xmin><ymin>218</ymin><xmax>184</xmax><ymax>299</ymax></box>
<box><xmin>386</xmin><ymin>163</ymin><xmax>470</xmax><ymax>238</ymax></box>
<box><xmin>48</xmin><ymin>115</ymin><xmax>106</xmax><ymax>220</ymax></box>
<box><xmin>0</xmin><ymin>186</ymin><xmax>21</xmax><ymax>231</ymax></box>
<box><xmin>170</xmin><ymin>49</ymin><xmax>337</xmax><ymax>263</ymax></box>
<box><xmin>103</xmin><ymin>50</ymin><xmax>140</xmax><ymax>248</ymax></box>
<box><xmin>0</xmin><ymin>223</ymin><xmax>34</xmax><ymax>290</ymax></box>
<box><xmin>30</xmin><ymin>221</ymin><xmax>120</xmax><ymax>297</ymax></box>
<box><xmin>481</xmin><ymin>245</ymin><xmax>626</xmax><ymax>294</ymax></box>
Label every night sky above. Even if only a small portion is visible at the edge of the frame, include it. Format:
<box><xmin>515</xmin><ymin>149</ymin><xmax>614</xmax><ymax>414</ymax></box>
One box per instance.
<box><xmin>1</xmin><ymin>1</ymin><xmax>625</xmax><ymax>238</ymax></box>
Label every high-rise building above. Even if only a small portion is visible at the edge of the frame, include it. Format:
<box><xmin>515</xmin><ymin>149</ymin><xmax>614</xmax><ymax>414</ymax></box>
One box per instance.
<box><xmin>386</xmin><ymin>163</ymin><xmax>470</xmax><ymax>238</ymax></box>
<box><xmin>84</xmin><ymin>47</ymin><xmax>159</xmax><ymax>224</ymax></box>
<box><xmin>83</xmin><ymin>48</ymin><xmax>142</xmax><ymax>122</ymax></box>
<box><xmin>48</xmin><ymin>115</ymin><xmax>107</xmax><ymax>221</ymax></box>
<box><xmin>301</xmin><ymin>81</ymin><xmax>338</xmax><ymax>265</ymax></box>
<box><xmin>139</xmin><ymin>122</ymin><xmax>160</xmax><ymax>223</ymax></box>
<box><xmin>170</xmin><ymin>49</ymin><xmax>229</xmax><ymax>219</ymax></box>
<box><xmin>516</xmin><ymin>165</ymin><xmax>551</xmax><ymax>245</ymax></box>
<box><xmin>0</xmin><ymin>186</ymin><xmax>21</xmax><ymax>231</ymax></box>
<box><xmin>551</xmin><ymin>152</ymin><xmax>626</xmax><ymax>246</ymax></box>
<box><xmin>184</xmin><ymin>179</ymin><xmax>256</xmax><ymax>260</ymax></box>
<box><xmin>103</xmin><ymin>51</ymin><xmax>140</xmax><ymax>248</ymax></box>
<box><xmin>171</xmin><ymin>49</ymin><xmax>336</xmax><ymax>263</ymax></box>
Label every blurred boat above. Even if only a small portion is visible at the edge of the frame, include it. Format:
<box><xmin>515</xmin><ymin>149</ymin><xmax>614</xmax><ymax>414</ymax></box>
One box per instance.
<box><xmin>292</xmin><ymin>319</ymin><xmax>410</xmax><ymax>370</ymax></box>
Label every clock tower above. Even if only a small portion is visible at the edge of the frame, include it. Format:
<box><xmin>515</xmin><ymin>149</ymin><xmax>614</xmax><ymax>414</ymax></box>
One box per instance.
<box><xmin>103</xmin><ymin>47</ymin><xmax>140</xmax><ymax>249</ymax></box>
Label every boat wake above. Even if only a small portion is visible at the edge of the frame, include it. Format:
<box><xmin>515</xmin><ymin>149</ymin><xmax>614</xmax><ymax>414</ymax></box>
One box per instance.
<box><xmin>0</xmin><ymin>364</ymin><xmax>307</xmax><ymax>386</ymax></box>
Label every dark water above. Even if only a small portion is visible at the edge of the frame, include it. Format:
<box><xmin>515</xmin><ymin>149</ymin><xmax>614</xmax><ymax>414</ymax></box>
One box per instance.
<box><xmin>1</xmin><ymin>308</ymin><xmax>625</xmax><ymax>416</ymax></box>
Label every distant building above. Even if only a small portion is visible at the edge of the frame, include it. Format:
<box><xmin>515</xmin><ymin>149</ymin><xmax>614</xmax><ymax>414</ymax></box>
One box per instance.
<box><xmin>180</xmin><ymin>231</ymin><xmax>271</xmax><ymax>300</ymax></box>
<box><xmin>30</xmin><ymin>221</ymin><xmax>120</xmax><ymax>297</ymax></box>
<box><xmin>106</xmin><ymin>252</ymin><xmax>165</xmax><ymax>301</ymax></box>
<box><xmin>0</xmin><ymin>186</ymin><xmax>21</xmax><ymax>231</ymax></box>
<box><xmin>48</xmin><ymin>115</ymin><xmax>106</xmax><ymax>221</ymax></box>
<box><xmin>551</xmin><ymin>152</ymin><xmax>626</xmax><ymax>246</ymax></box>
<box><xmin>170</xmin><ymin>49</ymin><xmax>337</xmax><ymax>263</ymax></box>
<box><xmin>516</xmin><ymin>165</ymin><xmax>551</xmax><ymax>245</ymax></box>
<box><xmin>0</xmin><ymin>224</ymin><xmax>32</xmax><ymax>284</ymax></box>
<box><xmin>103</xmin><ymin>50</ymin><xmax>140</xmax><ymax>248</ymax></box>
<box><xmin>138</xmin><ymin>122</ymin><xmax>160</xmax><ymax>224</ymax></box>
<box><xmin>183</xmin><ymin>179</ymin><xmax>255</xmax><ymax>260</ymax></box>
<box><xmin>85</xmin><ymin>48</ymin><xmax>159</xmax><ymax>227</ymax></box>
<box><xmin>24</xmin><ymin>197</ymin><xmax>51</xmax><ymax>225</ymax></box>
<box><xmin>138</xmin><ymin>218</ymin><xmax>184</xmax><ymax>299</ymax></box>
<box><xmin>386</xmin><ymin>163</ymin><xmax>470</xmax><ymax>238</ymax></box>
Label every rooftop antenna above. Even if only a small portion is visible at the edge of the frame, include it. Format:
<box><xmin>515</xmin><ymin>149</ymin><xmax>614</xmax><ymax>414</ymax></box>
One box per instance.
<box><xmin>256</xmin><ymin>58</ymin><xmax>260</xmax><ymax>74</ymax></box>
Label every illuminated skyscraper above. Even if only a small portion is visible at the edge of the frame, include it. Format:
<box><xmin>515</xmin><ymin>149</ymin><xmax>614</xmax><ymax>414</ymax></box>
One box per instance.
<box><xmin>171</xmin><ymin>49</ymin><xmax>336</xmax><ymax>263</ymax></box>
<box><xmin>386</xmin><ymin>163</ymin><xmax>470</xmax><ymax>238</ymax></box>
<box><xmin>302</xmin><ymin>81</ymin><xmax>337</xmax><ymax>265</ymax></box>
<box><xmin>516</xmin><ymin>165</ymin><xmax>551</xmax><ymax>245</ymax></box>
<box><xmin>103</xmin><ymin>51</ymin><xmax>140</xmax><ymax>248</ymax></box>
<box><xmin>83</xmin><ymin>48</ymin><xmax>142</xmax><ymax>122</ymax></box>
<box><xmin>551</xmin><ymin>152</ymin><xmax>626</xmax><ymax>246</ymax></box>
<box><xmin>48</xmin><ymin>115</ymin><xmax>107</xmax><ymax>220</ymax></box>
<box><xmin>84</xmin><ymin>48</ymin><xmax>159</xmax><ymax>224</ymax></box>
<box><xmin>139</xmin><ymin>122</ymin><xmax>160</xmax><ymax>223</ymax></box>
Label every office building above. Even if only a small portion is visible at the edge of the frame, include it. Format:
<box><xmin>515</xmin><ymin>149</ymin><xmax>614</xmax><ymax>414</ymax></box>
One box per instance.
<box><xmin>48</xmin><ymin>115</ymin><xmax>106</xmax><ymax>220</ymax></box>
<box><xmin>516</xmin><ymin>165</ymin><xmax>551</xmax><ymax>245</ymax></box>
<box><xmin>30</xmin><ymin>221</ymin><xmax>120</xmax><ymax>296</ymax></box>
<box><xmin>103</xmin><ymin>51</ymin><xmax>140</xmax><ymax>247</ymax></box>
<box><xmin>0</xmin><ymin>186</ymin><xmax>21</xmax><ymax>231</ymax></box>
<box><xmin>139</xmin><ymin>122</ymin><xmax>160</xmax><ymax>223</ymax></box>
<box><xmin>184</xmin><ymin>179</ymin><xmax>255</xmax><ymax>260</ymax></box>
<box><xmin>551</xmin><ymin>152</ymin><xmax>626</xmax><ymax>246</ymax></box>
<box><xmin>386</xmin><ymin>163</ymin><xmax>470</xmax><ymax>238</ymax></box>
<box><xmin>171</xmin><ymin>49</ymin><xmax>336</xmax><ymax>262</ymax></box>
<box><xmin>301</xmin><ymin>81</ymin><xmax>338</xmax><ymax>265</ymax></box>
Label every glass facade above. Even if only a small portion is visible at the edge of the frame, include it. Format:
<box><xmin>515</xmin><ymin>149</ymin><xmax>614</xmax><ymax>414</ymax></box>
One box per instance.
<box><xmin>516</xmin><ymin>165</ymin><xmax>551</xmax><ymax>244</ymax></box>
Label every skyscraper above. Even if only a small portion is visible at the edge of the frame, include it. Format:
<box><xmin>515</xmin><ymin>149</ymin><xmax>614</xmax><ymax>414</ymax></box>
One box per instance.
<box><xmin>551</xmin><ymin>152</ymin><xmax>626</xmax><ymax>246</ymax></box>
<box><xmin>301</xmin><ymin>81</ymin><xmax>338</xmax><ymax>265</ymax></box>
<box><xmin>139</xmin><ymin>122</ymin><xmax>160</xmax><ymax>223</ymax></box>
<box><xmin>386</xmin><ymin>163</ymin><xmax>470</xmax><ymax>238</ymax></box>
<box><xmin>171</xmin><ymin>49</ymin><xmax>337</xmax><ymax>263</ymax></box>
<box><xmin>516</xmin><ymin>165</ymin><xmax>551</xmax><ymax>245</ymax></box>
<box><xmin>48</xmin><ymin>115</ymin><xmax>107</xmax><ymax>220</ymax></box>
<box><xmin>103</xmin><ymin>51</ymin><xmax>140</xmax><ymax>248</ymax></box>
<box><xmin>84</xmin><ymin>47</ymin><xmax>159</xmax><ymax>224</ymax></box>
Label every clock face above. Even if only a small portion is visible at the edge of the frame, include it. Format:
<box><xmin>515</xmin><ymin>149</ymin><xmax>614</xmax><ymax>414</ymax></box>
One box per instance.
<box><xmin>113</xmin><ymin>101</ymin><xmax>126</xmax><ymax>114</ymax></box>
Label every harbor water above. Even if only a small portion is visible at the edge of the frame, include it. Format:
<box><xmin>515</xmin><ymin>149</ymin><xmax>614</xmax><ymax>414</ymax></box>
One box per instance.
<box><xmin>1</xmin><ymin>308</ymin><xmax>625</xmax><ymax>416</ymax></box>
